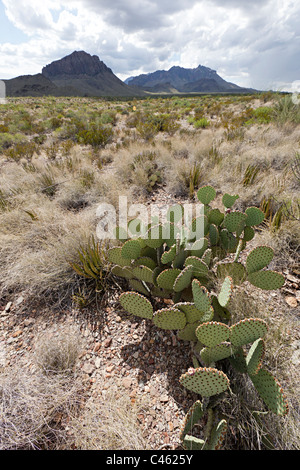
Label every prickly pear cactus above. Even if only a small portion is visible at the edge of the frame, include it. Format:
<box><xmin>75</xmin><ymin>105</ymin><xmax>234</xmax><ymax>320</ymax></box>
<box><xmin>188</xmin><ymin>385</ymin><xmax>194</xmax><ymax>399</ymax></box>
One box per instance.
<box><xmin>108</xmin><ymin>185</ymin><xmax>288</xmax><ymax>449</ymax></box>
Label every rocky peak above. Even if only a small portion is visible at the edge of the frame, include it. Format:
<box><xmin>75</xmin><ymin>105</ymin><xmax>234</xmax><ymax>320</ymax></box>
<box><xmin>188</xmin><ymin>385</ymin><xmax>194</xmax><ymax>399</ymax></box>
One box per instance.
<box><xmin>42</xmin><ymin>51</ymin><xmax>112</xmax><ymax>78</ymax></box>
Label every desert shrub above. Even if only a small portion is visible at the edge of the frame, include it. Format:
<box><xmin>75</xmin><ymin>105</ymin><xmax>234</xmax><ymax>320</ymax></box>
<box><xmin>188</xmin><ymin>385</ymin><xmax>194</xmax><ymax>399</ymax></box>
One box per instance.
<box><xmin>76</xmin><ymin>123</ymin><xmax>113</xmax><ymax>148</ymax></box>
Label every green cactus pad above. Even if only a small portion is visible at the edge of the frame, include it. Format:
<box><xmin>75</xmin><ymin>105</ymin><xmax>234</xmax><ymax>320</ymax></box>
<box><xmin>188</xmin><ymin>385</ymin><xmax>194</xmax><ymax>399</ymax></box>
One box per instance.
<box><xmin>129</xmin><ymin>279</ymin><xmax>150</xmax><ymax>296</ymax></box>
<box><xmin>166</xmin><ymin>204</ymin><xmax>184</xmax><ymax>224</ymax></box>
<box><xmin>108</xmin><ymin>247</ymin><xmax>131</xmax><ymax>267</ymax></box>
<box><xmin>222</xmin><ymin>193</ymin><xmax>239</xmax><ymax>208</ymax></box>
<box><xmin>182</xmin><ymin>435</ymin><xmax>206</xmax><ymax>450</ymax></box>
<box><xmin>218</xmin><ymin>276</ymin><xmax>233</xmax><ymax>308</ymax></box>
<box><xmin>177</xmin><ymin>321</ymin><xmax>201</xmax><ymax>341</ymax></box>
<box><xmin>132</xmin><ymin>265</ymin><xmax>154</xmax><ymax>284</ymax></box>
<box><xmin>224</xmin><ymin>211</ymin><xmax>247</xmax><ymax>235</ymax></box>
<box><xmin>190</xmin><ymin>238</ymin><xmax>209</xmax><ymax>258</ymax></box>
<box><xmin>247</xmin><ymin>270</ymin><xmax>285</xmax><ymax>290</ymax></box>
<box><xmin>200</xmin><ymin>342</ymin><xmax>237</xmax><ymax>365</ymax></box>
<box><xmin>217</xmin><ymin>262</ymin><xmax>246</xmax><ymax>285</ymax></box>
<box><xmin>246</xmin><ymin>338</ymin><xmax>265</xmax><ymax>375</ymax></box>
<box><xmin>185</xmin><ymin>256</ymin><xmax>209</xmax><ymax>277</ymax></box>
<box><xmin>209</xmin><ymin>223</ymin><xmax>219</xmax><ymax>245</ymax></box>
<box><xmin>190</xmin><ymin>215</ymin><xmax>209</xmax><ymax>238</ymax></box>
<box><xmin>144</xmin><ymin>224</ymin><xmax>165</xmax><ymax>249</ymax></box>
<box><xmin>197</xmin><ymin>185</ymin><xmax>216</xmax><ymax>205</ymax></box>
<box><xmin>179</xmin><ymin>400</ymin><xmax>204</xmax><ymax>441</ymax></box>
<box><xmin>208</xmin><ymin>208</ymin><xmax>224</xmax><ymax>226</ymax></box>
<box><xmin>179</xmin><ymin>367</ymin><xmax>230</xmax><ymax>397</ymax></box>
<box><xmin>228</xmin><ymin>347</ymin><xmax>248</xmax><ymax>373</ymax></box>
<box><xmin>150</xmin><ymin>286</ymin><xmax>173</xmax><ymax>298</ymax></box>
<box><xmin>175</xmin><ymin>302</ymin><xmax>211</xmax><ymax>323</ymax></box>
<box><xmin>243</xmin><ymin>225</ymin><xmax>255</xmax><ymax>242</ymax></box>
<box><xmin>132</xmin><ymin>256</ymin><xmax>157</xmax><ymax>270</ymax></box>
<box><xmin>250</xmin><ymin>368</ymin><xmax>289</xmax><ymax>416</ymax></box>
<box><xmin>246</xmin><ymin>246</ymin><xmax>274</xmax><ymax>274</ymax></box>
<box><xmin>121</xmin><ymin>239</ymin><xmax>142</xmax><ymax>260</ymax></box>
<box><xmin>201</xmin><ymin>248</ymin><xmax>212</xmax><ymax>267</ymax></box>
<box><xmin>230</xmin><ymin>318</ymin><xmax>268</xmax><ymax>347</ymax></box>
<box><xmin>161</xmin><ymin>244</ymin><xmax>177</xmax><ymax>264</ymax></box>
<box><xmin>173</xmin><ymin>265</ymin><xmax>194</xmax><ymax>292</ymax></box>
<box><xmin>113</xmin><ymin>226</ymin><xmax>128</xmax><ymax>241</ymax></box>
<box><xmin>156</xmin><ymin>268</ymin><xmax>181</xmax><ymax>290</ymax></box>
<box><xmin>111</xmin><ymin>265</ymin><xmax>134</xmax><ymax>279</ymax></box>
<box><xmin>196</xmin><ymin>321</ymin><xmax>230</xmax><ymax>347</ymax></box>
<box><xmin>192</xmin><ymin>280</ymin><xmax>212</xmax><ymax>313</ymax></box>
<box><xmin>119</xmin><ymin>292</ymin><xmax>153</xmax><ymax>319</ymax></box>
<box><xmin>220</xmin><ymin>229</ymin><xmax>238</xmax><ymax>251</ymax></box>
<box><xmin>208</xmin><ymin>419</ymin><xmax>227</xmax><ymax>450</ymax></box>
<box><xmin>245</xmin><ymin>206</ymin><xmax>265</xmax><ymax>226</ymax></box>
<box><xmin>153</xmin><ymin>307</ymin><xmax>187</xmax><ymax>330</ymax></box>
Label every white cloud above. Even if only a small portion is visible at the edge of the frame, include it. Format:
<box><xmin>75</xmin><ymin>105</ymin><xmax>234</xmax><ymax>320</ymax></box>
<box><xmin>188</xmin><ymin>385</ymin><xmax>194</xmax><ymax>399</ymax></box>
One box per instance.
<box><xmin>0</xmin><ymin>0</ymin><xmax>299</xmax><ymax>90</ymax></box>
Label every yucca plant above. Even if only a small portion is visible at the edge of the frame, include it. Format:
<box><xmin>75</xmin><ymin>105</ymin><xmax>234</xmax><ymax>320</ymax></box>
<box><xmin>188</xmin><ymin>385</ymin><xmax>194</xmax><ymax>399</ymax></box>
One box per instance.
<box><xmin>70</xmin><ymin>236</ymin><xmax>111</xmax><ymax>293</ymax></box>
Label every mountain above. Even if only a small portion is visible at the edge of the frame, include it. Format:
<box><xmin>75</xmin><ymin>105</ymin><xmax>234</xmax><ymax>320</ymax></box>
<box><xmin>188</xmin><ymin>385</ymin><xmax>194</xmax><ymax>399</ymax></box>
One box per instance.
<box><xmin>126</xmin><ymin>65</ymin><xmax>255</xmax><ymax>94</ymax></box>
<box><xmin>3</xmin><ymin>51</ymin><xmax>145</xmax><ymax>98</ymax></box>
<box><xmin>42</xmin><ymin>51</ymin><xmax>145</xmax><ymax>97</ymax></box>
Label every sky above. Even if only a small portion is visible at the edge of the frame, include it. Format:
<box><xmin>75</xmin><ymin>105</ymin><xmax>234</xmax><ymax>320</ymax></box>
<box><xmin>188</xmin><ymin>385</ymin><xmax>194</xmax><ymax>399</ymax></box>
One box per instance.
<box><xmin>0</xmin><ymin>0</ymin><xmax>300</xmax><ymax>91</ymax></box>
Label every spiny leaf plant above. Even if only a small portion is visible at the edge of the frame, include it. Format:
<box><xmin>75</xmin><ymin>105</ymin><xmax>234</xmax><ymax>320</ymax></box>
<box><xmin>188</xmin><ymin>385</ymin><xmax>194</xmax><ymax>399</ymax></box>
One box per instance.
<box><xmin>108</xmin><ymin>185</ymin><xmax>288</xmax><ymax>449</ymax></box>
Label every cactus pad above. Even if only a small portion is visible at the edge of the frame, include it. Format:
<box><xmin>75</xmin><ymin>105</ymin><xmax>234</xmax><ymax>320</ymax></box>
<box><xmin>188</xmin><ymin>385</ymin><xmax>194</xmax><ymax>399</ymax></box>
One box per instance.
<box><xmin>180</xmin><ymin>367</ymin><xmax>230</xmax><ymax>397</ymax></box>
<box><xmin>192</xmin><ymin>280</ymin><xmax>212</xmax><ymax>313</ymax></box>
<box><xmin>250</xmin><ymin>368</ymin><xmax>289</xmax><ymax>416</ymax></box>
<box><xmin>108</xmin><ymin>247</ymin><xmax>131</xmax><ymax>266</ymax></box>
<box><xmin>245</xmin><ymin>207</ymin><xmax>265</xmax><ymax>227</ymax></box>
<box><xmin>217</xmin><ymin>276</ymin><xmax>233</xmax><ymax>308</ymax></box>
<box><xmin>209</xmin><ymin>223</ymin><xmax>219</xmax><ymax>245</ymax></box>
<box><xmin>197</xmin><ymin>185</ymin><xmax>216</xmax><ymax>205</ymax></box>
<box><xmin>129</xmin><ymin>279</ymin><xmax>150</xmax><ymax>296</ymax></box>
<box><xmin>228</xmin><ymin>347</ymin><xmax>248</xmax><ymax>373</ymax></box>
<box><xmin>121</xmin><ymin>239</ymin><xmax>142</xmax><ymax>260</ymax></box>
<box><xmin>177</xmin><ymin>321</ymin><xmax>200</xmax><ymax>341</ymax></box>
<box><xmin>196</xmin><ymin>321</ymin><xmax>230</xmax><ymax>347</ymax></box>
<box><xmin>185</xmin><ymin>257</ymin><xmax>209</xmax><ymax>276</ymax></box>
<box><xmin>153</xmin><ymin>307</ymin><xmax>186</xmax><ymax>330</ymax></box>
<box><xmin>190</xmin><ymin>238</ymin><xmax>208</xmax><ymax>258</ymax></box>
<box><xmin>175</xmin><ymin>302</ymin><xmax>210</xmax><ymax>323</ymax></box>
<box><xmin>173</xmin><ymin>265</ymin><xmax>194</xmax><ymax>292</ymax></box>
<box><xmin>119</xmin><ymin>292</ymin><xmax>153</xmax><ymax>319</ymax></box>
<box><xmin>133</xmin><ymin>256</ymin><xmax>157</xmax><ymax>270</ymax></box>
<box><xmin>161</xmin><ymin>244</ymin><xmax>177</xmax><ymax>264</ymax></box>
<box><xmin>200</xmin><ymin>342</ymin><xmax>236</xmax><ymax>365</ymax></box>
<box><xmin>224</xmin><ymin>211</ymin><xmax>247</xmax><ymax>235</ymax></box>
<box><xmin>156</xmin><ymin>268</ymin><xmax>181</xmax><ymax>290</ymax></box>
<box><xmin>182</xmin><ymin>435</ymin><xmax>206</xmax><ymax>450</ymax></box>
<box><xmin>111</xmin><ymin>265</ymin><xmax>134</xmax><ymax>279</ymax></box>
<box><xmin>144</xmin><ymin>224</ymin><xmax>165</xmax><ymax>248</ymax></box>
<box><xmin>230</xmin><ymin>318</ymin><xmax>268</xmax><ymax>346</ymax></box>
<box><xmin>132</xmin><ymin>265</ymin><xmax>154</xmax><ymax>284</ymax></box>
<box><xmin>246</xmin><ymin>246</ymin><xmax>274</xmax><ymax>274</ymax></box>
<box><xmin>222</xmin><ymin>193</ymin><xmax>239</xmax><ymax>208</ymax></box>
<box><xmin>246</xmin><ymin>338</ymin><xmax>265</xmax><ymax>375</ymax></box>
<box><xmin>179</xmin><ymin>400</ymin><xmax>204</xmax><ymax>441</ymax></box>
<box><xmin>247</xmin><ymin>270</ymin><xmax>285</xmax><ymax>290</ymax></box>
<box><xmin>208</xmin><ymin>419</ymin><xmax>227</xmax><ymax>450</ymax></box>
<box><xmin>208</xmin><ymin>208</ymin><xmax>224</xmax><ymax>226</ymax></box>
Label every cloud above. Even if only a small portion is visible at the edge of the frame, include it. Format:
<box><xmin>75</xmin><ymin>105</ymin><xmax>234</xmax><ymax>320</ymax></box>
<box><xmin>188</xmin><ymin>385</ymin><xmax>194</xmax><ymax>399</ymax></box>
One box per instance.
<box><xmin>0</xmin><ymin>0</ymin><xmax>299</xmax><ymax>90</ymax></box>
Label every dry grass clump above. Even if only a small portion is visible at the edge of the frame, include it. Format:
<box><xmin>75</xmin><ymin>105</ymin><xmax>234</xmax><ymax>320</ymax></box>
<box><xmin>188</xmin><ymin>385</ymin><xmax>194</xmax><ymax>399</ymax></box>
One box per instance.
<box><xmin>69</xmin><ymin>382</ymin><xmax>151</xmax><ymax>450</ymax></box>
<box><xmin>34</xmin><ymin>325</ymin><xmax>83</xmax><ymax>375</ymax></box>
<box><xmin>0</xmin><ymin>367</ymin><xmax>81</xmax><ymax>450</ymax></box>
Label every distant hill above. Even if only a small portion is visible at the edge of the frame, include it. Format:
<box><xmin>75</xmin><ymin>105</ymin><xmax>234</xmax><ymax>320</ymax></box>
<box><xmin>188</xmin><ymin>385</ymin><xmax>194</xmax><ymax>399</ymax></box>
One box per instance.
<box><xmin>42</xmin><ymin>51</ymin><xmax>145</xmax><ymax>97</ymax></box>
<box><xmin>126</xmin><ymin>65</ymin><xmax>256</xmax><ymax>94</ymax></box>
<box><xmin>3</xmin><ymin>51</ymin><xmax>145</xmax><ymax>98</ymax></box>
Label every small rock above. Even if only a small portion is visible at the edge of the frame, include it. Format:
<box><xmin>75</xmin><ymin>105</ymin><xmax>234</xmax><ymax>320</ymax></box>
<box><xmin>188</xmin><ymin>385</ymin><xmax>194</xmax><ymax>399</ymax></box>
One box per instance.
<box><xmin>285</xmin><ymin>296</ymin><xmax>298</xmax><ymax>308</ymax></box>
<box><xmin>12</xmin><ymin>330</ymin><xmax>22</xmax><ymax>338</ymax></box>
<box><xmin>82</xmin><ymin>363</ymin><xmax>94</xmax><ymax>375</ymax></box>
<box><xmin>122</xmin><ymin>377</ymin><xmax>132</xmax><ymax>389</ymax></box>
<box><xmin>95</xmin><ymin>358</ymin><xmax>101</xmax><ymax>368</ymax></box>
<box><xmin>103</xmin><ymin>338</ymin><xmax>112</xmax><ymax>348</ymax></box>
<box><xmin>4</xmin><ymin>302</ymin><xmax>12</xmax><ymax>312</ymax></box>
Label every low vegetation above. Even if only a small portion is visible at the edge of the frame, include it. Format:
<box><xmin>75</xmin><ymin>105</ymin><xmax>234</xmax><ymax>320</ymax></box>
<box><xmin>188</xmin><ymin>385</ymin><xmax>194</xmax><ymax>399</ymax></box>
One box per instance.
<box><xmin>0</xmin><ymin>92</ymin><xmax>299</xmax><ymax>450</ymax></box>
